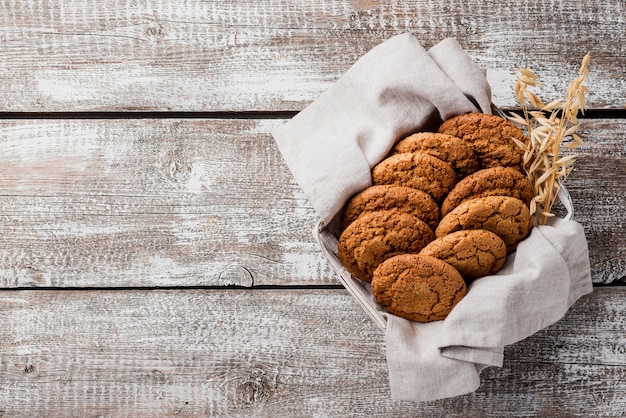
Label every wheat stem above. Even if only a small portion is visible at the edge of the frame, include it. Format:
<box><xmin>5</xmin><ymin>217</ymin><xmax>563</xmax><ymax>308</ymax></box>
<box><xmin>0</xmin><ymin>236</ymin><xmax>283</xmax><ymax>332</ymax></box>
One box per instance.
<box><xmin>509</xmin><ymin>54</ymin><xmax>590</xmax><ymax>225</ymax></box>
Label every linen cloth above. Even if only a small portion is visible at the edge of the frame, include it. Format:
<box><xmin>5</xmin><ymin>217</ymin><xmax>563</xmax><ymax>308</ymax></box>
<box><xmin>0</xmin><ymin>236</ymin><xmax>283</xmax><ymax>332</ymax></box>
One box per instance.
<box><xmin>272</xmin><ymin>33</ymin><xmax>593</xmax><ymax>401</ymax></box>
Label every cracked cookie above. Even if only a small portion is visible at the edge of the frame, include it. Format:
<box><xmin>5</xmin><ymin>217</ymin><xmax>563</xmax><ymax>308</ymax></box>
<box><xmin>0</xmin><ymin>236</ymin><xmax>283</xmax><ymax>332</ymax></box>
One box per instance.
<box><xmin>337</xmin><ymin>210</ymin><xmax>435</xmax><ymax>283</ymax></box>
<box><xmin>371</xmin><ymin>152</ymin><xmax>457</xmax><ymax>202</ymax></box>
<box><xmin>391</xmin><ymin>132</ymin><xmax>479</xmax><ymax>179</ymax></box>
<box><xmin>371</xmin><ymin>254</ymin><xmax>467</xmax><ymax>322</ymax></box>
<box><xmin>340</xmin><ymin>185</ymin><xmax>440</xmax><ymax>232</ymax></box>
<box><xmin>437</xmin><ymin>112</ymin><xmax>527</xmax><ymax>171</ymax></box>
<box><xmin>435</xmin><ymin>195</ymin><xmax>533</xmax><ymax>253</ymax></box>
<box><xmin>441</xmin><ymin>166</ymin><xmax>534</xmax><ymax>216</ymax></box>
<box><xmin>420</xmin><ymin>229</ymin><xmax>507</xmax><ymax>281</ymax></box>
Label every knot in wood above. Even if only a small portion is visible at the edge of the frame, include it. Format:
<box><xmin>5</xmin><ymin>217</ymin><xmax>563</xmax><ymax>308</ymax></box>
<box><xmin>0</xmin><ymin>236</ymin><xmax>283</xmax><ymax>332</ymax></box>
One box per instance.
<box><xmin>145</xmin><ymin>21</ymin><xmax>164</xmax><ymax>38</ymax></box>
<box><xmin>217</xmin><ymin>265</ymin><xmax>254</xmax><ymax>287</ymax></box>
<box><xmin>236</xmin><ymin>368</ymin><xmax>273</xmax><ymax>406</ymax></box>
<box><xmin>168</xmin><ymin>160</ymin><xmax>192</xmax><ymax>183</ymax></box>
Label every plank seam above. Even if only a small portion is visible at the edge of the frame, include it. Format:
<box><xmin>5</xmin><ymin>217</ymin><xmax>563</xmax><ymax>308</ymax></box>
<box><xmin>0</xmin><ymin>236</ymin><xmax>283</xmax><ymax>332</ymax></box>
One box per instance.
<box><xmin>0</xmin><ymin>284</ymin><xmax>348</xmax><ymax>291</ymax></box>
<box><xmin>1</xmin><ymin>109</ymin><xmax>625</xmax><ymax>120</ymax></box>
<box><xmin>0</xmin><ymin>283</ymin><xmax>621</xmax><ymax>292</ymax></box>
<box><xmin>0</xmin><ymin>111</ymin><xmax>300</xmax><ymax>120</ymax></box>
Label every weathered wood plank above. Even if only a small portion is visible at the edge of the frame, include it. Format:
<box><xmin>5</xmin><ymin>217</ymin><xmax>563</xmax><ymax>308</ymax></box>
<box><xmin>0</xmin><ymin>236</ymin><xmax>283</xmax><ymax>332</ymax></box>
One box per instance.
<box><xmin>0</xmin><ymin>288</ymin><xmax>623</xmax><ymax>417</ymax></box>
<box><xmin>1</xmin><ymin>0</ymin><xmax>624</xmax><ymax>111</ymax></box>
<box><xmin>0</xmin><ymin>118</ymin><xmax>332</xmax><ymax>287</ymax></box>
<box><xmin>567</xmin><ymin>119</ymin><xmax>626</xmax><ymax>284</ymax></box>
<box><xmin>0</xmin><ymin>118</ymin><xmax>624</xmax><ymax>287</ymax></box>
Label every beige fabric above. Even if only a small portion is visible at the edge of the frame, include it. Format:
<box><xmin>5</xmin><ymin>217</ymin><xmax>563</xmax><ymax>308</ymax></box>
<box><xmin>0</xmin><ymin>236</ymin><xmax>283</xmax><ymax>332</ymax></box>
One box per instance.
<box><xmin>273</xmin><ymin>33</ymin><xmax>593</xmax><ymax>402</ymax></box>
<box><xmin>385</xmin><ymin>217</ymin><xmax>592</xmax><ymax>401</ymax></box>
<box><xmin>272</xmin><ymin>33</ymin><xmax>490</xmax><ymax>225</ymax></box>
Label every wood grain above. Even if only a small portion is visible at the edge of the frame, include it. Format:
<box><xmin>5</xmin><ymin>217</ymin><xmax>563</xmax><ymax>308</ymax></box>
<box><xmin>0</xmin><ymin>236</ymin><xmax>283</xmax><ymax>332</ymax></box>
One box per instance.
<box><xmin>0</xmin><ymin>118</ymin><xmax>332</xmax><ymax>287</ymax></box>
<box><xmin>567</xmin><ymin>119</ymin><xmax>626</xmax><ymax>284</ymax></box>
<box><xmin>0</xmin><ymin>288</ymin><xmax>623</xmax><ymax>417</ymax></box>
<box><xmin>0</xmin><ymin>118</ymin><xmax>624</xmax><ymax>287</ymax></box>
<box><xmin>2</xmin><ymin>1</ymin><xmax>623</xmax><ymax>415</ymax></box>
<box><xmin>1</xmin><ymin>0</ymin><xmax>624</xmax><ymax>112</ymax></box>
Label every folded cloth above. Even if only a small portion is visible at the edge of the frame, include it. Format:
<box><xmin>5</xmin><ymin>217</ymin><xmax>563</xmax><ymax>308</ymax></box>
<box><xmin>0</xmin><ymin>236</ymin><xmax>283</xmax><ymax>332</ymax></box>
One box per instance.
<box><xmin>272</xmin><ymin>33</ymin><xmax>491</xmax><ymax>225</ymax></box>
<box><xmin>386</xmin><ymin>216</ymin><xmax>593</xmax><ymax>401</ymax></box>
<box><xmin>272</xmin><ymin>33</ymin><xmax>593</xmax><ymax>401</ymax></box>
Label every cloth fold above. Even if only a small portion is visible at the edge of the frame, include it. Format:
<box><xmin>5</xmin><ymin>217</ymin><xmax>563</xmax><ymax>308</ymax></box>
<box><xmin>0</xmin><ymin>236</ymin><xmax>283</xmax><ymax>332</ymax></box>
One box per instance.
<box><xmin>273</xmin><ymin>33</ymin><xmax>593</xmax><ymax>402</ymax></box>
<box><xmin>272</xmin><ymin>33</ymin><xmax>491</xmax><ymax>225</ymax></box>
<box><xmin>386</xmin><ymin>218</ymin><xmax>592</xmax><ymax>401</ymax></box>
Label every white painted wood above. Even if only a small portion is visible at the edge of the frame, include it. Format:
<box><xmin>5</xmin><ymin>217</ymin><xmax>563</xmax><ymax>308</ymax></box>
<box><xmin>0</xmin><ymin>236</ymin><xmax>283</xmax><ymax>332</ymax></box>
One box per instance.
<box><xmin>0</xmin><ymin>288</ymin><xmax>623</xmax><ymax>416</ymax></box>
<box><xmin>567</xmin><ymin>119</ymin><xmax>626</xmax><ymax>284</ymax></box>
<box><xmin>0</xmin><ymin>0</ymin><xmax>624</xmax><ymax>111</ymax></box>
<box><xmin>1</xmin><ymin>1</ymin><xmax>624</xmax><ymax>413</ymax></box>
<box><xmin>0</xmin><ymin>119</ymin><xmax>624</xmax><ymax>287</ymax></box>
<box><xmin>0</xmin><ymin>118</ymin><xmax>333</xmax><ymax>287</ymax></box>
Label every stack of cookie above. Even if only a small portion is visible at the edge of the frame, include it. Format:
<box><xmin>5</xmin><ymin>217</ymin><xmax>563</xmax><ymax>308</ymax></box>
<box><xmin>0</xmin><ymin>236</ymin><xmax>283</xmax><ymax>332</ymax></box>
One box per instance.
<box><xmin>337</xmin><ymin>112</ymin><xmax>534</xmax><ymax>323</ymax></box>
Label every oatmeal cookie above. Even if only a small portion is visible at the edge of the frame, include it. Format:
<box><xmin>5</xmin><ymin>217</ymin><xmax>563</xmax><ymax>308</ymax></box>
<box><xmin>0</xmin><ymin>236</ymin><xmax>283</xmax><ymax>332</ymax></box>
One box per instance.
<box><xmin>440</xmin><ymin>166</ymin><xmax>534</xmax><ymax>216</ymax></box>
<box><xmin>341</xmin><ymin>185</ymin><xmax>439</xmax><ymax>232</ymax></box>
<box><xmin>420</xmin><ymin>229</ymin><xmax>507</xmax><ymax>280</ymax></box>
<box><xmin>435</xmin><ymin>196</ymin><xmax>533</xmax><ymax>253</ymax></box>
<box><xmin>437</xmin><ymin>112</ymin><xmax>527</xmax><ymax>170</ymax></box>
<box><xmin>337</xmin><ymin>210</ymin><xmax>435</xmax><ymax>283</ymax></box>
<box><xmin>371</xmin><ymin>152</ymin><xmax>457</xmax><ymax>202</ymax></box>
<box><xmin>371</xmin><ymin>254</ymin><xmax>466</xmax><ymax>322</ymax></box>
<box><xmin>392</xmin><ymin>132</ymin><xmax>479</xmax><ymax>178</ymax></box>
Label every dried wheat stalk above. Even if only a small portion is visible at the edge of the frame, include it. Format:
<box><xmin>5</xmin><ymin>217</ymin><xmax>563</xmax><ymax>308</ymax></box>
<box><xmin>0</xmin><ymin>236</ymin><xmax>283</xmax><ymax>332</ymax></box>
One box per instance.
<box><xmin>508</xmin><ymin>54</ymin><xmax>590</xmax><ymax>225</ymax></box>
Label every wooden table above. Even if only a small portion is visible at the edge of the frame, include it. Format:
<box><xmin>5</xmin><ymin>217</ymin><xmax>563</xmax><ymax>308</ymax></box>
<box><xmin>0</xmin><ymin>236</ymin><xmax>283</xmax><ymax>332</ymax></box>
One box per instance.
<box><xmin>1</xmin><ymin>1</ymin><xmax>625</xmax><ymax>416</ymax></box>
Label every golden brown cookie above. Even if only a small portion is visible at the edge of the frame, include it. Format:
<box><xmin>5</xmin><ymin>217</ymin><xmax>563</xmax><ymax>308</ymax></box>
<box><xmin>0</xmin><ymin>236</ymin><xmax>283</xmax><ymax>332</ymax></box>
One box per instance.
<box><xmin>337</xmin><ymin>210</ymin><xmax>435</xmax><ymax>283</ymax></box>
<box><xmin>437</xmin><ymin>112</ymin><xmax>526</xmax><ymax>170</ymax></box>
<box><xmin>371</xmin><ymin>254</ymin><xmax>466</xmax><ymax>322</ymax></box>
<box><xmin>436</xmin><ymin>196</ymin><xmax>533</xmax><ymax>253</ymax></box>
<box><xmin>392</xmin><ymin>132</ymin><xmax>479</xmax><ymax>178</ymax></box>
<box><xmin>371</xmin><ymin>152</ymin><xmax>457</xmax><ymax>202</ymax></box>
<box><xmin>340</xmin><ymin>185</ymin><xmax>440</xmax><ymax>232</ymax></box>
<box><xmin>440</xmin><ymin>166</ymin><xmax>534</xmax><ymax>216</ymax></box>
<box><xmin>420</xmin><ymin>229</ymin><xmax>507</xmax><ymax>280</ymax></box>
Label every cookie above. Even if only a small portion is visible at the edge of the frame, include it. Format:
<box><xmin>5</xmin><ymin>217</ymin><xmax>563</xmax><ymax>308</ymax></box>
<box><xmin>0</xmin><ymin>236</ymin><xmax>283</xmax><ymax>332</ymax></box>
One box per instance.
<box><xmin>437</xmin><ymin>112</ymin><xmax>527</xmax><ymax>170</ymax></box>
<box><xmin>337</xmin><ymin>210</ymin><xmax>435</xmax><ymax>283</ymax></box>
<box><xmin>392</xmin><ymin>132</ymin><xmax>479</xmax><ymax>178</ymax></box>
<box><xmin>436</xmin><ymin>196</ymin><xmax>533</xmax><ymax>253</ymax></box>
<box><xmin>371</xmin><ymin>152</ymin><xmax>457</xmax><ymax>202</ymax></box>
<box><xmin>371</xmin><ymin>254</ymin><xmax>466</xmax><ymax>322</ymax></box>
<box><xmin>420</xmin><ymin>229</ymin><xmax>507</xmax><ymax>280</ymax></box>
<box><xmin>440</xmin><ymin>166</ymin><xmax>534</xmax><ymax>216</ymax></box>
<box><xmin>341</xmin><ymin>185</ymin><xmax>440</xmax><ymax>232</ymax></box>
